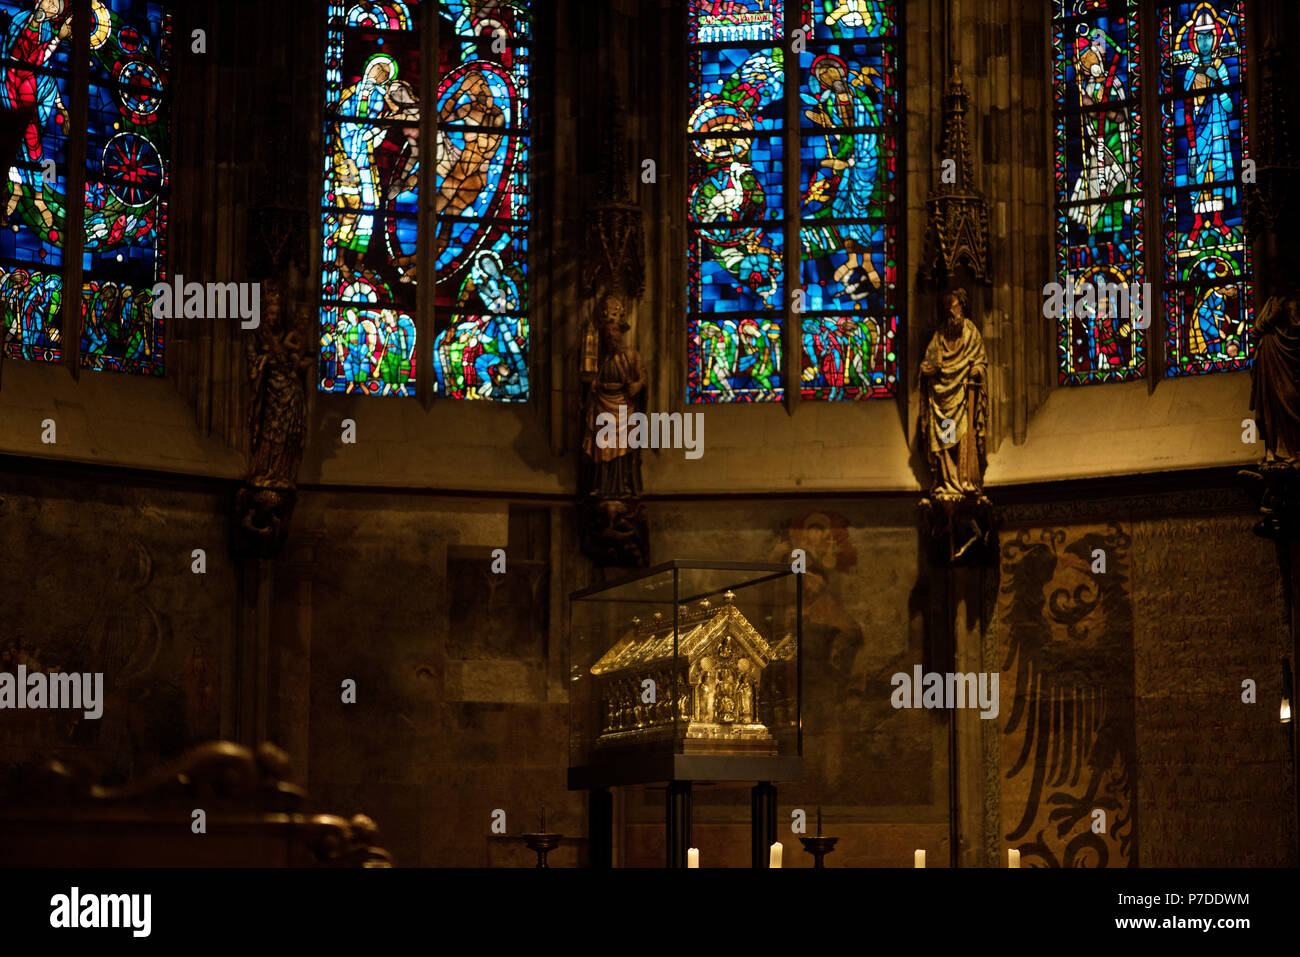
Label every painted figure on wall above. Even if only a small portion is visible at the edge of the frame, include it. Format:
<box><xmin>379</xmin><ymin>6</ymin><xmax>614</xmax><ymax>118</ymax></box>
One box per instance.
<box><xmin>920</xmin><ymin>288</ymin><xmax>988</xmax><ymax>499</ymax></box>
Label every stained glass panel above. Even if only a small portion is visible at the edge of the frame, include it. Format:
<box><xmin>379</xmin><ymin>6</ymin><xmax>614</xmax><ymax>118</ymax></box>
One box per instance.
<box><xmin>689</xmin><ymin>0</ymin><xmax>783</xmax><ymax>45</ymax></box>
<box><xmin>320</xmin><ymin>0</ymin><xmax>420</xmax><ymax>396</ymax></box>
<box><xmin>81</xmin><ymin>0</ymin><xmax>170</xmax><ymax>374</ymax></box>
<box><xmin>1053</xmin><ymin>0</ymin><xmax>1146</xmax><ymax>384</ymax></box>
<box><xmin>806</xmin><ymin>0</ymin><xmax>892</xmax><ymax>39</ymax></box>
<box><xmin>434</xmin><ymin>0</ymin><xmax>530</xmax><ymax>400</ymax></box>
<box><xmin>688</xmin><ymin>3</ymin><xmax>786</xmax><ymax>402</ymax></box>
<box><xmin>1158</xmin><ymin>0</ymin><xmax>1251</xmax><ymax>377</ymax></box>
<box><xmin>798</xmin><ymin>0</ymin><xmax>898</xmax><ymax>399</ymax></box>
<box><xmin>688</xmin><ymin>316</ymin><xmax>784</xmax><ymax>402</ymax></box>
<box><xmin>0</xmin><ymin>0</ymin><xmax>75</xmax><ymax>363</ymax></box>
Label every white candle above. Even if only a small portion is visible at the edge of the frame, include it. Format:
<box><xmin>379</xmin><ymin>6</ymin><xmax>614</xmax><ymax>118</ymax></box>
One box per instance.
<box><xmin>1008</xmin><ymin>848</ymin><xmax>1020</xmax><ymax>868</ymax></box>
<box><xmin>687</xmin><ymin>848</ymin><xmax>699</xmax><ymax>868</ymax></box>
<box><xmin>914</xmin><ymin>849</ymin><xmax>925</xmax><ymax>868</ymax></box>
<box><xmin>769</xmin><ymin>842</ymin><xmax>783</xmax><ymax>868</ymax></box>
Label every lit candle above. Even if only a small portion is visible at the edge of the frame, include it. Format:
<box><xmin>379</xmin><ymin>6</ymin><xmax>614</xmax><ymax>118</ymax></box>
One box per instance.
<box><xmin>1008</xmin><ymin>848</ymin><xmax>1020</xmax><ymax>868</ymax></box>
<box><xmin>914</xmin><ymin>849</ymin><xmax>925</xmax><ymax>868</ymax></box>
<box><xmin>770</xmin><ymin>842</ymin><xmax>783</xmax><ymax>868</ymax></box>
<box><xmin>687</xmin><ymin>848</ymin><xmax>699</xmax><ymax>868</ymax></box>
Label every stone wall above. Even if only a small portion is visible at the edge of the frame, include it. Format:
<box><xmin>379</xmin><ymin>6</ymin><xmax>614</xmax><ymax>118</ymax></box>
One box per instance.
<box><xmin>0</xmin><ymin>462</ymin><xmax>233</xmax><ymax>796</ymax></box>
<box><xmin>992</xmin><ymin>489</ymin><xmax>1295</xmax><ymax>868</ymax></box>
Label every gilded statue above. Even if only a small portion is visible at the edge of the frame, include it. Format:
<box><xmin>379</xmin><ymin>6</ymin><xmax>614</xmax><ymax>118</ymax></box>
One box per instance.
<box><xmin>920</xmin><ymin>288</ymin><xmax>988</xmax><ymax>499</ymax></box>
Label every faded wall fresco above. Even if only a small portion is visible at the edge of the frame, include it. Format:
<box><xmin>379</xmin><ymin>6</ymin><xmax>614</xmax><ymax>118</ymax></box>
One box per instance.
<box><xmin>0</xmin><ymin>468</ymin><xmax>229</xmax><ymax>795</ymax></box>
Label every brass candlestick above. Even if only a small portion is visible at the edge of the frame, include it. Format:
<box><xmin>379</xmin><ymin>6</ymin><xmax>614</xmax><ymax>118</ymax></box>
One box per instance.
<box><xmin>522</xmin><ymin>807</ymin><xmax>562</xmax><ymax>868</ymax></box>
<box><xmin>798</xmin><ymin>807</ymin><xmax>839</xmax><ymax>868</ymax></box>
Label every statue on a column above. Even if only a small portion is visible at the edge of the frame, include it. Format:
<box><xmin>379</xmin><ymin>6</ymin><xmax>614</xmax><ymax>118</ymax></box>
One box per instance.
<box><xmin>1250</xmin><ymin>281</ymin><xmax>1300</xmax><ymax>463</ymax></box>
<box><xmin>1239</xmin><ymin>273</ymin><xmax>1300</xmax><ymax>538</ymax></box>
<box><xmin>581</xmin><ymin>295</ymin><xmax>646</xmax><ymax>497</ymax></box>
<box><xmin>921</xmin><ymin>288</ymin><xmax>988</xmax><ymax>498</ymax></box>
<box><xmin>234</xmin><ymin>280</ymin><xmax>312</xmax><ymax>557</ymax></box>
<box><xmin>579</xmin><ymin>295</ymin><xmax>649</xmax><ymax>567</ymax></box>
<box><xmin>919</xmin><ymin>288</ymin><xmax>993</xmax><ymax>563</ymax></box>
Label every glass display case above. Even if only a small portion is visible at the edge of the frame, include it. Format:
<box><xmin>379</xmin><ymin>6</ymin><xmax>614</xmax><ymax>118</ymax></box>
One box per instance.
<box><xmin>568</xmin><ymin>561</ymin><xmax>802</xmax><ymax>789</ymax></box>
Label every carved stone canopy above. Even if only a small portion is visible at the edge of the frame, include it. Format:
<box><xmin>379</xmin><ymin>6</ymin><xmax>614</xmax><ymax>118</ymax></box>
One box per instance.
<box><xmin>582</xmin><ymin>92</ymin><xmax>645</xmax><ymax>300</ymax></box>
<box><xmin>925</xmin><ymin>63</ymin><xmax>990</xmax><ymax>284</ymax></box>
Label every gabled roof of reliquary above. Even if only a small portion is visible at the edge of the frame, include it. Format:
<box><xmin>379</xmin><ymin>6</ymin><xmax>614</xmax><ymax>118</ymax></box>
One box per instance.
<box><xmin>591</xmin><ymin>593</ymin><xmax>774</xmax><ymax>675</ymax></box>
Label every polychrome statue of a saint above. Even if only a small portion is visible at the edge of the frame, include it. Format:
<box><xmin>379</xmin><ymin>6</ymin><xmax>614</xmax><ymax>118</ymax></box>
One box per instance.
<box><xmin>920</xmin><ymin>288</ymin><xmax>988</xmax><ymax>499</ymax></box>
<box><xmin>581</xmin><ymin>296</ymin><xmax>646</xmax><ymax>499</ymax></box>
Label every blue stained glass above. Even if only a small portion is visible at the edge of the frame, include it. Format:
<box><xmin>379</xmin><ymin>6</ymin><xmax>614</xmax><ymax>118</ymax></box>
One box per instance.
<box><xmin>0</xmin><ymin>0</ymin><xmax>74</xmax><ymax>362</ymax></box>
<box><xmin>80</xmin><ymin>0</ymin><xmax>171</xmax><ymax>375</ymax></box>
<box><xmin>800</xmin><ymin>313</ymin><xmax>894</xmax><ymax>398</ymax></box>
<box><xmin>1160</xmin><ymin>1</ymin><xmax>1241</xmax><ymax>93</ymax></box>
<box><xmin>1159</xmin><ymin>0</ymin><xmax>1252</xmax><ymax>377</ymax></box>
<box><xmin>442</xmin><ymin>0</ymin><xmax>530</xmax><ymax>39</ymax></box>
<box><xmin>0</xmin><ymin>0</ymin><xmax>170</xmax><ymax>373</ymax></box>
<box><xmin>690</xmin><ymin>226</ymin><xmax>784</xmax><ymax>314</ymax></box>
<box><xmin>689</xmin><ymin>46</ymin><xmax>785</xmax><ymax>128</ymax></box>
<box><xmin>798</xmin><ymin>3</ymin><xmax>898</xmax><ymax>400</ymax></box>
<box><xmin>807</xmin><ymin>0</ymin><xmax>893</xmax><ymax>39</ymax></box>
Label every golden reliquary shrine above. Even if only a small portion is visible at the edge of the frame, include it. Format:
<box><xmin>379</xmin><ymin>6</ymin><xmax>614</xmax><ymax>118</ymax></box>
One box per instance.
<box><xmin>589</xmin><ymin>592</ymin><xmax>794</xmax><ymax>755</ymax></box>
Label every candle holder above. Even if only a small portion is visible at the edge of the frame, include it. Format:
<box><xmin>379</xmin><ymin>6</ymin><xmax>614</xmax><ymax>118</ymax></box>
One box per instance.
<box><xmin>798</xmin><ymin>834</ymin><xmax>839</xmax><ymax>868</ymax></box>
<box><xmin>522</xmin><ymin>831</ymin><xmax>563</xmax><ymax>868</ymax></box>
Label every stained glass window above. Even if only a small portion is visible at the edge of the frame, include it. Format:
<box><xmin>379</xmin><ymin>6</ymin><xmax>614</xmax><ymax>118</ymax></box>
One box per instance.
<box><xmin>0</xmin><ymin>0</ymin><xmax>170</xmax><ymax>374</ymax></box>
<box><xmin>433</xmin><ymin>0</ymin><xmax>530</xmax><ymax>401</ymax></box>
<box><xmin>319</xmin><ymin>0</ymin><xmax>530</xmax><ymax>400</ymax></box>
<box><xmin>1052</xmin><ymin>0</ymin><xmax>1250</xmax><ymax>385</ymax></box>
<box><xmin>687</xmin><ymin>0</ymin><xmax>898</xmax><ymax>403</ymax></box>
